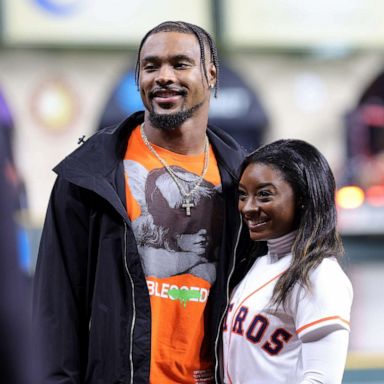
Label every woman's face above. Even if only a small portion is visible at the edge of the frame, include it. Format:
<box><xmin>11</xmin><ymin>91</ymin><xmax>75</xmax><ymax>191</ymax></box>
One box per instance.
<box><xmin>238</xmin><ymin>163</ymin><xmax>297</xmax><ymax>241</ymax></box>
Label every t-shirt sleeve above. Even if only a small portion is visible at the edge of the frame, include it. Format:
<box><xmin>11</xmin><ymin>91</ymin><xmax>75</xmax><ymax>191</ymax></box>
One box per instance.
<box><xmin>291</xmin><ymin>258</ymin><xmax>353</xmax><ymax>341</ymax></box>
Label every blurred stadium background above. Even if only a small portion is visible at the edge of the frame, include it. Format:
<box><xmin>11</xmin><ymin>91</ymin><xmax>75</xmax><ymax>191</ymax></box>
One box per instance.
<box><xmin>1</xmin><ymin>1</ymin><xmax>383</xmax><ymax>382</ymax></box>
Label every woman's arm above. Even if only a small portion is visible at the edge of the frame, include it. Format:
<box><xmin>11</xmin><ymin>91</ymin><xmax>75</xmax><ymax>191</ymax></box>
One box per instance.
<box><xmin>300</xmin><ymin>329</ymin><xmax>349</xmax><ymax>384</ymax></box>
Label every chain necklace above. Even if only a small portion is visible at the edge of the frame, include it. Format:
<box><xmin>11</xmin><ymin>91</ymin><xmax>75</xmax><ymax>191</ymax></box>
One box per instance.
<box><xmin>140</xmin><ymin>123</ymin><xmax>209</xmax><ymax>216</ymax></box>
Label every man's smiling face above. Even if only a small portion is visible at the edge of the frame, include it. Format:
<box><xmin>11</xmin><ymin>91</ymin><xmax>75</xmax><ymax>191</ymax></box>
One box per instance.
<box><xmin>139</xmin><ymin>31</ymin><xmax>215</xmax><ymax>130</ymax></box>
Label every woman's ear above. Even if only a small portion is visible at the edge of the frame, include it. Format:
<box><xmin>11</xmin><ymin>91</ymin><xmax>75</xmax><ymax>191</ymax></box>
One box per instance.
<box><xmin>297</xmin><ymin>197</ymin><xmax>305</xmax><ymax>211</ymax></box>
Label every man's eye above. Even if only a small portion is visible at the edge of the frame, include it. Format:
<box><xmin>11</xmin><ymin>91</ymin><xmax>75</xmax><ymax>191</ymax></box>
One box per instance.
<box><xmin>144</xmin><ymin>64</ymin><xmax>156</xmax><ymax>71</ymax></box>
<box><xmin>174</xmin><ymin>63</ymin><xmax>189</xmax><ymax>69</ymax></box>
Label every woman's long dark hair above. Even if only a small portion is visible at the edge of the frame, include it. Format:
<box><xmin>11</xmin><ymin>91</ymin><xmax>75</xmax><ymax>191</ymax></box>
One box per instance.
<box><xmin>240</xmin><ymin>139</ymin><xmax>344</xmax><ymax>307</ymax></box>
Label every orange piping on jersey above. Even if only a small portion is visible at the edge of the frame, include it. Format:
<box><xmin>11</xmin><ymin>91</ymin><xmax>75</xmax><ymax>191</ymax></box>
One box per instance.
<box><xmin>226</xmin><ymin>270</ymin><xmax>287</xmax><ymax>383</ymax></box>
<box><xmin>296</xmin><ymin>316</ymin><xmax>350</xmax><ymax>334</ymax></box>
<box><xmin>230</xmin><ymin>270</ymin><xmax>288</xmax><ymax>328</ymax></box>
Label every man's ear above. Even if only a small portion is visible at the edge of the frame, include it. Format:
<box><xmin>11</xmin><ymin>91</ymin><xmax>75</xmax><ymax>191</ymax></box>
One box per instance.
<box><xmin>207</xmin><ymin>62</ymin><xmax>217</xmax><ymax>88</ymax></box>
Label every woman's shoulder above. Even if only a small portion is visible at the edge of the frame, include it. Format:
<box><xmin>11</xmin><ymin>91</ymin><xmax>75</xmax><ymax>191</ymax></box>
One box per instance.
<box><xmin>307</xmin><ymin>257</ymin><xmax>353</xmax><ymax>302</ymax></box>
<box><xmin>314</xmin><ymin>256</ymin><xmax>345</xmax><ymax>273</ymax></box>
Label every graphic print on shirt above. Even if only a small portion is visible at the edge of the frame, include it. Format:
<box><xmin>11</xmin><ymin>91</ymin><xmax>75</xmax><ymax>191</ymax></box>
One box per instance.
<box><xmin>124</xmin><ymin>159</ymin><xmax>223</xmax><ymax>286</ymax></box>
<box><xmin>124</xmin><ymin>126</ymin><xmax>224</xmax><ymax>383</ymax></box>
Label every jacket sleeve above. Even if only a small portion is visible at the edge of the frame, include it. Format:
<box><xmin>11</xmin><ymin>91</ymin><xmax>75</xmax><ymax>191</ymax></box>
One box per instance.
<box><xmin>33</xmin><ymin>177</ymin><xmax>91</xmax><ymax>384</ymax></box>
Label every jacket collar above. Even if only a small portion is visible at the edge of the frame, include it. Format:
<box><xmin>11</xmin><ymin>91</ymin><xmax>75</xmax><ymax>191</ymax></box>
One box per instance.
<box><xmin>205</xmin><ymin>123</ymin><xmax>245</xmax><ymax>186</ymax></box>
<box><xmin>53</xmin><ymin>111</ymin><xmax>245</xmax><ymax>219</ymax></box>
<box><xmin>54</xmin><ymin>111</ymin><xmax>144</xmax><ymax>182</ymax></box>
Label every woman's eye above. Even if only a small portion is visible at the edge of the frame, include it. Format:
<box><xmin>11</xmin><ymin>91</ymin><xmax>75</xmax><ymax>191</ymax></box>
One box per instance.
<box><xmin>238</xmin><ymin>190</ymin><xmax>247</xmax><ymax>200</ymax></box>
<box><xmin>258</xmin><ymin>190</ymin><xmax>272</xmax><ymax>199</ymax></box>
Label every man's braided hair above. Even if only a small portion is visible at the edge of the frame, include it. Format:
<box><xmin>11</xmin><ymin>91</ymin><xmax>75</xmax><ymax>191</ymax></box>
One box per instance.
<box><xmin>135</xmin><ymin>21</ymin><xmax>219</xmax><ymax>97</ymax></box>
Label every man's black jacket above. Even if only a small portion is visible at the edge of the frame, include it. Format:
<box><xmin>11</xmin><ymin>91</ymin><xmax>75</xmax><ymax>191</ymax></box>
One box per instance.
<box><xmin>33</xmin><ymin>111</ymin><xmax>251</xmax><ymax>383</ymax></box>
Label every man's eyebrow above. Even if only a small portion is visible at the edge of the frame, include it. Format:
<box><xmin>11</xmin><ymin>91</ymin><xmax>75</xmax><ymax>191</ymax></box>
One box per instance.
<box><xmin>141</xmin><ymin>54</ymin><xmax>196</xmax><ymax>64</ymax></box>
<box><xmin>141</xmin><ymin>55</ymin><xmax>160</xmax><ymax>64</ymax></box>
<box><xmin>172</xmin><ymin>54</ymin><xmax>195</xmax><ymax>63</ymax></box>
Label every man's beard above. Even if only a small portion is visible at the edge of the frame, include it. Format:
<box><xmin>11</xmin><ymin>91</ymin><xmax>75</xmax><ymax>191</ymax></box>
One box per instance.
<box><xmin>149</xmin><ymin>102</ymin><xmax>203</xmax><ymax>131</ymax></box>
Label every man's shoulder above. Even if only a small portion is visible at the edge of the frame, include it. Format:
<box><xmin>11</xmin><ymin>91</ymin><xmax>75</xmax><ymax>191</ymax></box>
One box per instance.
<box><xmin>54</xmin><ymin>112</ymin><xmax>143</xmax><ymax>175</ymax></box>
<box><xmin>207</xmin><ymin>123</ymin><xmax>247</xmax><ymax>176</ymax></box>
<box><xmin>207</xmin><ymin>124</ymin><xmax>245</xmax><ymax>153</ymax></box>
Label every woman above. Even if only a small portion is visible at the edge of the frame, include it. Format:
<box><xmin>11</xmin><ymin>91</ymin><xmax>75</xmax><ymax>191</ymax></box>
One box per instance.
<box><xmin>222</xmin><ymin>139</ymin><xmax>353</xmax><ymax>384</ymax></box>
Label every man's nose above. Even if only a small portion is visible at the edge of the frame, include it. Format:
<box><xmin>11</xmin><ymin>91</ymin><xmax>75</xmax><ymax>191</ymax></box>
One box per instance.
<box><xmin>155</xmin><ymin>65</ymin><xmax>176</xmax><ymax>85</ymax></box>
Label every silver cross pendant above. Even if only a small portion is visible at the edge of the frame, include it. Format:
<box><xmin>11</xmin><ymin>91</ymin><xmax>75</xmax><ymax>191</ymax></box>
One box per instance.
<box><xmin>182</xmin><ymin>198</ymin><xmax>195</xmax><ymax>216</ymax></box>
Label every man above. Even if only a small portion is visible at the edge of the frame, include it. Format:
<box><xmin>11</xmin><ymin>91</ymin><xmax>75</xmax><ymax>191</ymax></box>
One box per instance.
<box><xmin>33</xmin><ymin>21</ymin><xmax>250</xmax><ymax>383</ymax></box>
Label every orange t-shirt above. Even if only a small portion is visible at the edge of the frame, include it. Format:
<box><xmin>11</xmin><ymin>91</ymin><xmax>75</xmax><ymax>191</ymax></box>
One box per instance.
<box><xmin>123</xmin><ymin>126</ymin><xmax>224</xmax><ymax>383</ymax></box>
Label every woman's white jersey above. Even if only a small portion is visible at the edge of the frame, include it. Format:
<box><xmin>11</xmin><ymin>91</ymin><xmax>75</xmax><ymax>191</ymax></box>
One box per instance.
<box><xmin>222</xmin><ymin>250</ymin><xmax>353</xmax><ymax>384</ymax></box>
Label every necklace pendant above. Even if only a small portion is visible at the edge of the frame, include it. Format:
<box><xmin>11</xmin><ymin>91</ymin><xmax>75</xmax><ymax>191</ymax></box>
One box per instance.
<box><xmin>182</xmin><ymin>198</ymin><xmax>195</xmax><ymax>216</ymax></box>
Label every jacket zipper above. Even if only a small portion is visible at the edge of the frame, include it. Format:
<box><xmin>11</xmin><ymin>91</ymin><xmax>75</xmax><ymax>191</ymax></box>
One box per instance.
<box><xmin>123</xmin><ymin>222</ymin><xmax>136</xmax><ymax>384</ymax></box>
<box><xmin>214</xmin><ymin>214</ymin><xmax>243</xmax><ymax>383</ymax></box>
